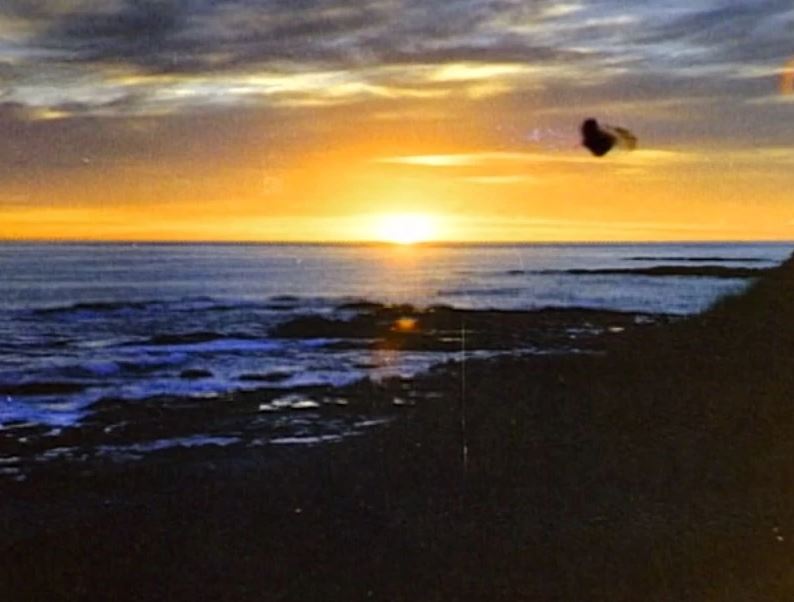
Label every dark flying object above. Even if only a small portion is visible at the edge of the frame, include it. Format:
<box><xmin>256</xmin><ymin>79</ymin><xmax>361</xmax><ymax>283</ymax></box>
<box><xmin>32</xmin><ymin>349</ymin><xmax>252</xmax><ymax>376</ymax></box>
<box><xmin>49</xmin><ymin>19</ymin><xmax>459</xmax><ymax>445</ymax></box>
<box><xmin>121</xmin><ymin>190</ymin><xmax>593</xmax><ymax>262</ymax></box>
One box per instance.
<box><xmin>581</xmin><ymin>118</ymin><xmax>637</xmax><ymax>157</ymax></box>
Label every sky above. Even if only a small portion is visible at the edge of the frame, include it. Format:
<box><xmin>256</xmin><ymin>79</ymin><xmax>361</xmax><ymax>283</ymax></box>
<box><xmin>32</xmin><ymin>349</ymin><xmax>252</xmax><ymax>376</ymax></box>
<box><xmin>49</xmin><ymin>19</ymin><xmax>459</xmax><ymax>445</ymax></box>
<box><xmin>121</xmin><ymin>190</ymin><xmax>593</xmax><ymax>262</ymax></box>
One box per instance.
<box><xmin>0</xmin><ymin>0</ymin><xmax>793</xmax><ymax>242</ymax></box>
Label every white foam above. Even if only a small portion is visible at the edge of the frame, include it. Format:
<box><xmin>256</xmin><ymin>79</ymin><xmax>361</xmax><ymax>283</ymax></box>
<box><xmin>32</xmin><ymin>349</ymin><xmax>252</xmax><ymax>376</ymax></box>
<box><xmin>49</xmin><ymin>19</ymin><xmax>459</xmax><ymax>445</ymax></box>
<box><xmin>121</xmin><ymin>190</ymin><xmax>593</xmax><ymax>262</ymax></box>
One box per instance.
<box><xmin>259</xmin><ymin>394</ymin><xmax>321</xmax><ymax>411</ymax></box>
<box><xmin>97</xmin><ymin>435</ymin><xmax>240</xmax><ymax>456</ymax></box>
<box><xmin>354</xmin><ymin>418</ymin><xmax>393</xmax><ymax>428</ymax></box>
<box><xmin>0</xmin><ymin>397</ymin><xmax>90</xmax><ymax>429</ymax></box>
<box><xmin>129</xmin><ymin>339</ymin><xmax>280</xmax><ymax>353</ymax></box>
<box><xmin>269</xmin><ymin>434</ymin><xmax>345</xmax><ymax>445</ymax></box>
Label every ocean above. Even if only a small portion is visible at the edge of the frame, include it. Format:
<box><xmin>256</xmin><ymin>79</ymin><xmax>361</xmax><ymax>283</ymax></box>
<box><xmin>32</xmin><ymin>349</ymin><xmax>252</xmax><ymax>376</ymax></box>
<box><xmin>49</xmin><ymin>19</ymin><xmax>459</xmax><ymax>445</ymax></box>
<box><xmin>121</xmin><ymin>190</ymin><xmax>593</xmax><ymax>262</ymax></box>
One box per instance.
<box><xmin>0</xmin><ymin>242</ymin><xmax>790</xmax><ymax>479</ymax></box>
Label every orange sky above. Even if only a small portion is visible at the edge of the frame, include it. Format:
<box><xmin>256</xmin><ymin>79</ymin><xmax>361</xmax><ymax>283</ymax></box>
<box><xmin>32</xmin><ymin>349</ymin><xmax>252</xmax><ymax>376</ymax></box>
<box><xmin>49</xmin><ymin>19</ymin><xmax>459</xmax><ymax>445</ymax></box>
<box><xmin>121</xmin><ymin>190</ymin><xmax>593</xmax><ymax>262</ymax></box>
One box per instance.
<box><xmin>3</xmin><ymin>138</ymin><xmax>793</xmax><ymax>242</ymax></box>
<box><xmin>1</xmin><ymin>2</ymin><xmax>793</xmax><ymax>242</ymax></box>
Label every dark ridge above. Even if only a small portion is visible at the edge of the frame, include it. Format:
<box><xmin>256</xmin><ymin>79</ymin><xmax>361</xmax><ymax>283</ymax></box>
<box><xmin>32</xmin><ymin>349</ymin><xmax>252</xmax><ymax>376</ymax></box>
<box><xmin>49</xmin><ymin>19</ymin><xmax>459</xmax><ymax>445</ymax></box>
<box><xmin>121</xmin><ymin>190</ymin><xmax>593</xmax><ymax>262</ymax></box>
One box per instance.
<box><xmin>139</xmin><ymin>332</ymin><xmax>247</xmax><ymax>346</ymax></box>
<box><xmin>0</xmin><ymin>382</ymin><xmax>86</xmax><ymax>395</ymax></box>
<box><xmin>185</xmin><ymin>302</ymin><xmax>257</xmax><ymax>312</ymax></box>
<box><xmin>332</xmin><ymin>301</ymin><xmax>417</xmax><ymax>315</ymax></box>
<box><xmin>264</xmin><ymin>295</ymin><xmax>305</xmax><ymax>310</ymax></box>
<box><xmin>626</xmin><ymin>256</ymin><xmax>768</xmax><ymax>262</ymax></box>
<box><xmin>270</xmin><ymin>305</ymin><xmax>663</xmax><ymax>351</ymax></box>
<box><xmin>335</xmin><ymin>301</ymin><xmax>386</xmax><ymax>312</ymax></box>
<box><xmin>33</xmin><ymin>301</ymin><xmax>152</xmax><ymax>315</ymax></box>
<box><xmin>426</xmin><ymin>303</ymin><xmax>455</xmax><ymax>312</ymax></box>
<box><xmin>271</xmin><ymin>315</ymin><xmax>379</xmax><ymax>339</ymax></box>
<box><xmin>31</xmin><ymin>298</ymin><xmax>261</xmax><ymax>317</ymax></box>
<box><xmin>551</xmin><ymin>266</ymin><xmax>769</xmax><ymax>278</ymax></box>
<box><xmin>438</xmin><ymin>287</ymin><xmax>525</xmax><ymax>297</ymax></box>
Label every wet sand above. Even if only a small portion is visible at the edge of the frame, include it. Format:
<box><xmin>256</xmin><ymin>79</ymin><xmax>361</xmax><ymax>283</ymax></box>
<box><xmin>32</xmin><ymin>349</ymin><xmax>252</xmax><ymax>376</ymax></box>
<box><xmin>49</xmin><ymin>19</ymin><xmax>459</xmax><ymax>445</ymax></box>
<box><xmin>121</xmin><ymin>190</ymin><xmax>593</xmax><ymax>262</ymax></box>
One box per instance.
<box><xmin>3</xmin><ymin>256</ymin><xmax>794</xmax><ymax>600</ymax></box>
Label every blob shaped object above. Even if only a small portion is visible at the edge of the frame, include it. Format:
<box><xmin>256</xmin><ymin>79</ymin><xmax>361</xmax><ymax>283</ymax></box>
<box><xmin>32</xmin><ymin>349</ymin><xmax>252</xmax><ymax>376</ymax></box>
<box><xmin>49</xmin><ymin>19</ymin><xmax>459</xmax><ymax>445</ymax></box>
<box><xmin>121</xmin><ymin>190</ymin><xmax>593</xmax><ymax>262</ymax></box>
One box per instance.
<box><xmin>581</xmin><ymin>118</ymin><xmax>637</xmax><ymax>157</ymax></box>
<box><xmin>610</xmin><ymin>126</ymin><xmax>638</xmax><ymax>150</ymax></box>
<box><xmin>581</xmin><ymin>118</ymin><xmax>616</xmax><ymax>156</ymax></box>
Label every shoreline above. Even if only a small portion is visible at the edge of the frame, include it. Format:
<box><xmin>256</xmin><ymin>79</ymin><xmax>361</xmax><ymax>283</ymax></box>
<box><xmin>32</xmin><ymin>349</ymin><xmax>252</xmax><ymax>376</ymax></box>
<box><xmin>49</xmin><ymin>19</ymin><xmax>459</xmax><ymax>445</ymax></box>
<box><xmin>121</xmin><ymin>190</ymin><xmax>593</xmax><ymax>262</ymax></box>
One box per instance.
<box><xmin>0</xmin><ymin>303</ymin><xmax>667</xmax><ymax>485</ymax></box>
<box><xmin>3</xmin><ymin>254</ymin><xmax>794</xmax><ymax>600</ymax></box>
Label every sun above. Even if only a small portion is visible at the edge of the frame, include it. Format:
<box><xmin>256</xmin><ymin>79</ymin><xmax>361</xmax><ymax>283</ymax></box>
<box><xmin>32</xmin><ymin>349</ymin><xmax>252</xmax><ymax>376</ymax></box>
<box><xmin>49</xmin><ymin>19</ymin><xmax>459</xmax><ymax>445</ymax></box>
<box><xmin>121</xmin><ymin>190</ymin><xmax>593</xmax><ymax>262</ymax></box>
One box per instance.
<box><xmin>372</xmin><ymin>213</ymin><xmax>439</xmax><ymax>245</ymax></box>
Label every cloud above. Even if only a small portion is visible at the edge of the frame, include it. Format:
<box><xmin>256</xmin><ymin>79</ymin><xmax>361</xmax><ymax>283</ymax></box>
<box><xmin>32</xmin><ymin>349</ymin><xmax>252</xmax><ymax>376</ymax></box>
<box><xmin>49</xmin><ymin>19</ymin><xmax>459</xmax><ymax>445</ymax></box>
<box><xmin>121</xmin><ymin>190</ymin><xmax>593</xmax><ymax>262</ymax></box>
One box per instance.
<box><xmin>1</xmin><ymin>2</ymin><xmax>583</xmax><ymax>81</ymax></box>
<box><xmin>461</xmin><ymin>175</ymin><xmax>538</xmax><ymax>185</ymax></box>
<box><xmin>376</xmin><ymin>149</ymin><xmax>694</xmax><ymax>167</ymax></box>
<box><xmin>3</xmin><ymin>1</ymin><xmax>789</xmax><ymax>80</ymax></box>
<box><xmin>0</xmin><ymin>0</ymin><xmax>792</xmax><ymax>163</ymax></box>
<box><xmin>635</xmin><ymin>1</ymin><xmax>794</xmax><ymax>61</ymax></box>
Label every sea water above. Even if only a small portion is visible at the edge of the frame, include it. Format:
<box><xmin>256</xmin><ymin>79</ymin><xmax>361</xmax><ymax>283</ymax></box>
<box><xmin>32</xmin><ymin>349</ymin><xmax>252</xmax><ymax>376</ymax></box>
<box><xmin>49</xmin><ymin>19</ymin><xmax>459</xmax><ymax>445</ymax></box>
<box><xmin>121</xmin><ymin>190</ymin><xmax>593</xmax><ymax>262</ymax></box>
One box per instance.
<box><xmin>0</xmin><ymin>242</ymin><xmax>789</xmax><ymax>433</ymax></box>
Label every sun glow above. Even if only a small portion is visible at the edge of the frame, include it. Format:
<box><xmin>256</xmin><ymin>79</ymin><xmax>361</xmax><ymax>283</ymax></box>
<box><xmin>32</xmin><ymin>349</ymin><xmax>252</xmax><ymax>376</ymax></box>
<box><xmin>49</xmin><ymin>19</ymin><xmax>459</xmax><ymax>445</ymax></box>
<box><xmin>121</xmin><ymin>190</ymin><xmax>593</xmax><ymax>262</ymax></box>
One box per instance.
<box><xmin>372</xmin><ymin>213</ymin><xmax>439</xmax><ymax>244</ymax></box>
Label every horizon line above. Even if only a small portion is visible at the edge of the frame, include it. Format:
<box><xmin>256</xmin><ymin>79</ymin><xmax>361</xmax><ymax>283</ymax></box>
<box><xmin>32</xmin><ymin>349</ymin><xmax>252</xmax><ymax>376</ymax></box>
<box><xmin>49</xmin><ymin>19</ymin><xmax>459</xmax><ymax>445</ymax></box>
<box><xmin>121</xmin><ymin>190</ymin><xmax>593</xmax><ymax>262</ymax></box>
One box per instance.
<box><xmin>1</xmin><ymin>238</ymin><xmax>793</xmax><ymax>247</ymax></box>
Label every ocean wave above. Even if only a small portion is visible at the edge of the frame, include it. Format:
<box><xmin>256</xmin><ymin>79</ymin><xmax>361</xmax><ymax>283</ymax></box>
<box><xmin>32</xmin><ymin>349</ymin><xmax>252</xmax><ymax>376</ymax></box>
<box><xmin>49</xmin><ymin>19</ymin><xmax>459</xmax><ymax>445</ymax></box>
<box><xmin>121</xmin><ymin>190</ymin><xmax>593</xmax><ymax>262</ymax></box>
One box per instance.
<box><xmin>33</xmin><ymin>301</ymin><xmax>154</xmax><ymax>315</ymax></box>
<box><xmin>128</xmin><ymin>338</ymin><xmax>281</xmax><ymax>353</ymax></box>
<box><xmin>437</xmin><ymin>287</ymin><xmax>525</xmax><ymax>297</ymax></box>
<box><xmin>30</xmin><ymin>297</ymin><xmax>274</xmax><ymax>317</ymax></box>
<box><xmin>269</xmin><ymin>434</ymin><xmax>346</xmax><ymax>445</ymax></box>
<box><xmin>238</xmin><ymin>371</ymin><xmax>294</xmax><ymax>382</ymax></box>
<box><xmin>118</xmin><ymin>353</ymin><xmax>190</xmax><ymax>373</ymax></box>
<box><xmin>96</xmin><ymin>435</ymin><xmax>240</xmax><ymax>458</ymax></box>
<box><xmin>0</xmin><ymin>381</ymin><xmax>87</xmax><ymax>396</ymax></box>
<box><xmin>142</xmin><ymin>331</ymin><xmax>250</xmax><ymax>346</ymax></box>
<box><xmin>62</xmin><ymin>360</ymin><xmax>122</xmax><ymax>378</ymax></box>
<box><xmin>0</xmin><ymin>393</ymin><xmax>93</xmax><ymax>428</ymax></box>
<box><xmin>117</xmin><ymin>331</ymin><xmax>282</xmax><ymax>354</ymax></box>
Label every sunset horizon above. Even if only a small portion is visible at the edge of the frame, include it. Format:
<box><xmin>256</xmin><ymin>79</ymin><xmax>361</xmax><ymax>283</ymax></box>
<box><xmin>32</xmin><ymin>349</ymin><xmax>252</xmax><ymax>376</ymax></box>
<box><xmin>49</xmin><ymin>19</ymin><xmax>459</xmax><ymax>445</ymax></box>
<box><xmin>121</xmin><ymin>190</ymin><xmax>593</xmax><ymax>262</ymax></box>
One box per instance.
<box><xmin>1</xmin><ymin>2</ymin><xmax>793</xmax><ymax>243</ymax></box>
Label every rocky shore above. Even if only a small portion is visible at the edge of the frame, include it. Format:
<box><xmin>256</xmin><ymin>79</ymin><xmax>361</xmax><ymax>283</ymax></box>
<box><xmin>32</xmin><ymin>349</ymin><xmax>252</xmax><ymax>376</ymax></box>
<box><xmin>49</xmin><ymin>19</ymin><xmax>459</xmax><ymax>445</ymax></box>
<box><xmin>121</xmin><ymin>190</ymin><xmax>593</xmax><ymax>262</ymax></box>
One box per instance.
<box><xmin>2</xmin><ymin>255</ymin><xmax>794</xmax><ymax>601</ymax></box>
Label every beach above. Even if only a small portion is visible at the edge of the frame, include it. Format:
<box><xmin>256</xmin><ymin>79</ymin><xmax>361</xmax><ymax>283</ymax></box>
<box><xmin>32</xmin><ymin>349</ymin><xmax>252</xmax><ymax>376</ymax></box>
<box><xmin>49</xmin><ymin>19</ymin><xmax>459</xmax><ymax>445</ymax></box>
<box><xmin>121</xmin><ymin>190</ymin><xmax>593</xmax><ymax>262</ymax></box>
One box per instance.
<box><xmin>1</xmin><ymin>249</ymin><xmax>793</xmax><ymax>600</ymax></box>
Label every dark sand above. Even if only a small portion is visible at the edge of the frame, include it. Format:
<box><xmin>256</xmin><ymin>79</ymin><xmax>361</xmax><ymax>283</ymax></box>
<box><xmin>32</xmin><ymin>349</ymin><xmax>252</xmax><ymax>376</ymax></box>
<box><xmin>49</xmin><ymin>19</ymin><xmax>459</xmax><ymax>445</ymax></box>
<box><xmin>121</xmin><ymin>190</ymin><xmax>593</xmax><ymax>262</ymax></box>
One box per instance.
<box><xmin>3</xmin><ymin>256</ymin><xmax>794</xmax><ymax>601</ymax></box>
